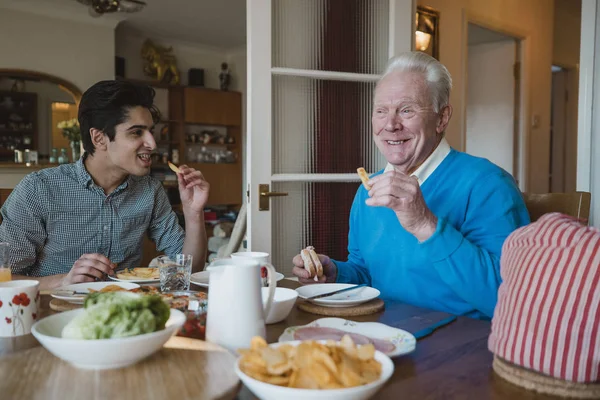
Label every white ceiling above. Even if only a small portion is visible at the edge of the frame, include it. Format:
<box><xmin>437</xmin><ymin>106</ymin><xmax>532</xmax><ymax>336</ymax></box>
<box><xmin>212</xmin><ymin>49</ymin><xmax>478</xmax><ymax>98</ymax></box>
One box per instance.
<box><xmin>0</xmin><ymin>0</ymin><xmax>247</xmax><ymax>50</ymax></box>
<box><xmin>118</xmin><ymin>0</ymin><xmax>247</xmax><ymax>49</ymax></box>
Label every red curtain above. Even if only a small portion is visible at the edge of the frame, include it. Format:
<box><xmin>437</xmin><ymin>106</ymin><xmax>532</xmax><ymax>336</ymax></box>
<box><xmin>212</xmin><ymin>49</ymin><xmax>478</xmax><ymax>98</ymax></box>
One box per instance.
<box><xmin>311</xmin><ymin>0</ymin><xmax>368</xmax><ymax>260</ymax></box>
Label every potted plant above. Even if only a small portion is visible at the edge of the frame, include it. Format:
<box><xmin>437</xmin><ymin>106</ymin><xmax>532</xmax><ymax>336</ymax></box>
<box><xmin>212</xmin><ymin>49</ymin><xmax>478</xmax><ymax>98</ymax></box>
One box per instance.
<box><xmin>57</xmin><ymin>118</ymin><xmax>81</xmax><ymax>162</ymax></box>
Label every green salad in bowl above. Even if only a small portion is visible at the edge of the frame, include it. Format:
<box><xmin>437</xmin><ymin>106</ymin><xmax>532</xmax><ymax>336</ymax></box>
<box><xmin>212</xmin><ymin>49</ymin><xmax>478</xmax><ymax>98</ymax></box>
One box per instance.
<box><xmin>62</xmin><ymin>292</ymin><xmax>171</xmax><ymax>340</ymax></box>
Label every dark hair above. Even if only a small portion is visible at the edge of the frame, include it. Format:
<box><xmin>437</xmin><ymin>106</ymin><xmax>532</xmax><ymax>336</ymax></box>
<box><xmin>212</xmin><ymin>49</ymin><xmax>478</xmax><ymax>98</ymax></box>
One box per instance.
<box><xmin>78</xmin><ymin>80</ymin><xmax>160</xmax><ymax>155</ymax></box>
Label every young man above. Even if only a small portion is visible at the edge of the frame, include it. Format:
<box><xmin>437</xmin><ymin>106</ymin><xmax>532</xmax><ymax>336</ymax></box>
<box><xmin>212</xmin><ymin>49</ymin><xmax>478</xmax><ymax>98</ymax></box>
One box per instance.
<box><xmin>292</xmin><ymin>52</ymin><xmax>530</xmax><ymax>319</ymax></box>
<box><xmin>0</xmin><ymin>80</ymin><xmax>209</xmax><ymax>290</ymax></box>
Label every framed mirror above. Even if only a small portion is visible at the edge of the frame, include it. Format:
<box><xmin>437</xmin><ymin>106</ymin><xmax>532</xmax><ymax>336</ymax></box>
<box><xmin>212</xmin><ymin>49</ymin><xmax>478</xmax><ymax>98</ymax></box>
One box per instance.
<box><xmin>0</xmin><ymin>70</ymin><xmax>82</xmax><ymax>163</ymax></box>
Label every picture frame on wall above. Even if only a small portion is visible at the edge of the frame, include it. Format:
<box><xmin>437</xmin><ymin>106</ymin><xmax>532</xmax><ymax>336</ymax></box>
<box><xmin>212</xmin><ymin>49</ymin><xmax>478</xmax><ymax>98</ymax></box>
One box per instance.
<box><xmin>416</xmin><ymin>6</ymin><xmax>440</xmax><ymax>60</ymax></box>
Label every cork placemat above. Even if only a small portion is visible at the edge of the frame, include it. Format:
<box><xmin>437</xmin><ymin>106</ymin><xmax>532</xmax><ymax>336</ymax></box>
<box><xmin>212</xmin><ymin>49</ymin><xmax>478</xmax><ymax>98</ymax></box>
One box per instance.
<box><xmin>49</xmin><ymin>299</ymin><xmax>82</xmax><ymax>312</ymax></box>
<box><xmin>297</xmin><ymin>298</ymin><xmax>385</xmax><ymax>317</ymax></box>
<box><xmin>493</xmin><ymin>356</ymin><xmax>600</xmax><ymax>399</ymax></box>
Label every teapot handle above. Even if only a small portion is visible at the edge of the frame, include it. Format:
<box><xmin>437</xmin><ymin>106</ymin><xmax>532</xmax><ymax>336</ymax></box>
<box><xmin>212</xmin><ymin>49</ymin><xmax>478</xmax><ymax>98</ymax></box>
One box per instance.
<box><xmin>262</xmin><ymin>263</ymin><xmax>277</xmax><ymax>319</ymax></box>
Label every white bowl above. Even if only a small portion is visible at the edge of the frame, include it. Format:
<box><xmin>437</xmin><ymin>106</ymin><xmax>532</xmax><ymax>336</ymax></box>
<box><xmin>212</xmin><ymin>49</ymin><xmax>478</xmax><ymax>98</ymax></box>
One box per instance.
<box><xmin>235</xmin><ymin>340</ymin><xmax>394</xmax><ymax>400</ymax></box>
<box><xmin>261</xmin><ymin>287</ymin><xmax>298</xmax><ymax>324</ymax></box>
<box><xmin>31</xmin><ymin>308</ymin><xmax>185</xmax><ymax>370</ymax></box>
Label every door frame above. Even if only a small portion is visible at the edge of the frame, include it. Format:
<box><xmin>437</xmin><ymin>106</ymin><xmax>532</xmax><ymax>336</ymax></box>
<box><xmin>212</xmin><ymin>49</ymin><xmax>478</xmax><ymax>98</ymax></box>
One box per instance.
<box><xmin>461</xmin><ymin>11</ymin><xmax>530</xmax><ymax>192</ymax></box>
<box><xmin>577</xmin><ymin>0</ymin><xmax>599</xmax><ymax>227</ymax></box>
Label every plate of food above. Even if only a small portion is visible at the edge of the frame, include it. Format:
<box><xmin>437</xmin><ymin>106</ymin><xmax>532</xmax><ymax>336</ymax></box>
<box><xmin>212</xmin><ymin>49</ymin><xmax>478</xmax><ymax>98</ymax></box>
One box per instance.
<box><xmin>131</xmin><ymin>287</ymin><xmax>207</xmax><ymax>312</ymax></box>
<box><xmin>109</xmin><ymin>267</ymin><xmax>160</xmax><ymax>283</ymax></box>
<box><xmin>295</xmin><ymin>284</ymin><xmax>380</xmax><ymax>308</ymax></box>
<box><xmin>278</xmin><ymin>317</ymin><xmax>416</xmax><ymax>358</ymax></box>
<box><xmin>236</xmin><ymin>335</ymin><xmax>394</xmax><ymax>399</ymax></box>
<box><xmin>190</xmin><ymin>270</ymin><xmax>285</xmax><ymax>288</ymax></box>
<box><xmin>51</xmin><ymin>282</ymin><xmax>141</xmax><ymax>304</ymax></box>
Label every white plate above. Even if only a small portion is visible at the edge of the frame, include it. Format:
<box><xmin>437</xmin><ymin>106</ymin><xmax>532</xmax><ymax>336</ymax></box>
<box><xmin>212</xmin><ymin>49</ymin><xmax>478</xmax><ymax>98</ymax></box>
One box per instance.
<box><xmin>51</xmin><ymin>282</ymin><xmax>141</xmax><ymax>304</ymax></box>
<box><xmin>295</xmin><ymin>284</ymin><xmax>380</xmax><ymax>308</ymax></box>
<box><xmin>278</xmin><ymin>317</ymin><xmax>416</xmax><ymax>358</ymax></box>
<box><xmin>190</xmin><ymin>270</ymin><xmax>285</xmax><ymax>288</ymax></box>
<box><xmin>108</xmin><ymin>270</ymin><xmax>160</xmax><ymax>284</ymax></box>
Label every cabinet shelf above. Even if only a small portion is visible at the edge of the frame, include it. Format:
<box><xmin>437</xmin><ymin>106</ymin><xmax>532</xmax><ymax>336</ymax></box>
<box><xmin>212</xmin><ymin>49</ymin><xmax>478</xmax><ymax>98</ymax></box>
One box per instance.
<box><xmin>184</xmin><ymin>142</ymin><xmax>236</xmax><ymax>148</ymax></box>
<box><xmin>156</xmin><ymin>140</ymin><xmax>179</xmax><ymax>146</ymax></box>
<box><xmin>0</xmin><ymin>129</ymin><xmax>35</xmax><ymax>135</ymax></box>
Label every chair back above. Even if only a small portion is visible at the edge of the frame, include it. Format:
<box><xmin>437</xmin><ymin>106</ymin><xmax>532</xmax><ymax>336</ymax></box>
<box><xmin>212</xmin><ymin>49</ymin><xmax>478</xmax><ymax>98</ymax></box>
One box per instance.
<box><xmin>221</xmin><ymin>202</ymin><xmax>247</xmax><ymax>258</ymax></box>
<box><xmin>522</xmin><ymin>191</ymin><xmax>591</xmax><ymax>223</ymax></box>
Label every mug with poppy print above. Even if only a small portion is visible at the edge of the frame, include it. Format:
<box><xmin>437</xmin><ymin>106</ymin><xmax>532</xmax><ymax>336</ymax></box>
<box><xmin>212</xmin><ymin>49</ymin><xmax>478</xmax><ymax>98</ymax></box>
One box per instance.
<box><xmin>0</xmin><ymin>280</ymin><xmax>40</xmax><ymax>337</ymax></box>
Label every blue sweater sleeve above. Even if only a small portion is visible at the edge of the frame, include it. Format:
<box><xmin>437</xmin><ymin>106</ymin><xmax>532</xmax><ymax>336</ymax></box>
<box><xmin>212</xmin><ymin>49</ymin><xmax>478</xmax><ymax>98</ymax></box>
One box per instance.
<box><xmin>419</xmin><ymin>171</ymin><xmax>529</xmax><ymax>318</ymax></box>
<box><xmin>333</xmin><ymin>191</ymin><xmax>372</xmax><ymax>286</ymax></box>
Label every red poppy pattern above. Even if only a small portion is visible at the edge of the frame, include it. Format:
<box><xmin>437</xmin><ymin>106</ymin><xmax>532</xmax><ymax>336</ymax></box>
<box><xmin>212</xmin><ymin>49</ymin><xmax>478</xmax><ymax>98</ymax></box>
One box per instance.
<box><xmin>2</xmin><ymin>291</ymin><xmax>36</xmax><ymax>335</ymax></box>
<box><xmin>12</xmin><ymin>293</ymin><xmax>30</xmax><ymax>307</ymax></box>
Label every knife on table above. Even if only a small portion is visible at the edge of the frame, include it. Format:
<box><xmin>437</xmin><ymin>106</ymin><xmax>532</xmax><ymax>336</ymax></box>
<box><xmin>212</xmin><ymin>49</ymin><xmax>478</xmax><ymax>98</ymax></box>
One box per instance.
<box><xmin>305</xmin><ymin>284</ymin><xmax>368</xmax><ymax>300</ymax></box>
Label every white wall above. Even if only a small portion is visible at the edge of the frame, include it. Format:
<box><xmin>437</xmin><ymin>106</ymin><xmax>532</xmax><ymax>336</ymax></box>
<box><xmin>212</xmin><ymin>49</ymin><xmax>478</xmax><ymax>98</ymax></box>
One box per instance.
<box><xmin>0</xmin><ymin>8</ymin><xmax>115</xmax><ymax>94</ymax></box>
<box><xmin>466</xmin><ymin>40</ymin><xmax>516</xmax><ymax>175</ymax></box>
<box><xmin>577</xmin><ymin>0</ymin><xmax>600</xmax><ymax>227</ymax></box>
<box><xmin>0</xmin><ymin>6</ymin><xmax>116</xmax><ymax>188</ymax></box>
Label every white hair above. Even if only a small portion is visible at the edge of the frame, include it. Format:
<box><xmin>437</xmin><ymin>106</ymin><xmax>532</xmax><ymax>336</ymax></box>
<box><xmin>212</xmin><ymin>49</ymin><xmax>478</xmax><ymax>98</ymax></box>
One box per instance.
<box><xmin>378</xmin><ymin>51</ymin><xmax>452</xmax><ymax>113</ymax></box>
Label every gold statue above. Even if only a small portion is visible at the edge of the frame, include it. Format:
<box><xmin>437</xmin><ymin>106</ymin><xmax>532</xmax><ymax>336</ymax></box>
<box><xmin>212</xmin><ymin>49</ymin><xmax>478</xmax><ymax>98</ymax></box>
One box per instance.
<box><xmin>141</xmin><ymin>39</ymin><xmax>180</xmax><ymax>85</ymax></box>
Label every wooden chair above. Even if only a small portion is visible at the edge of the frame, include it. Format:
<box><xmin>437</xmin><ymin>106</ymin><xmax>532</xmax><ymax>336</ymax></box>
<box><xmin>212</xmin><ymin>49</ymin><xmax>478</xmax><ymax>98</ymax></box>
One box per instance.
<box><xmin>522</xmin><ymin>192</ymin><xmax>591</xmax><ymax>224</ymax></box>
<box><xmin>220</xmin><ymin>202</ymin><xmax>247</xmax><ymax>258</ymax></box>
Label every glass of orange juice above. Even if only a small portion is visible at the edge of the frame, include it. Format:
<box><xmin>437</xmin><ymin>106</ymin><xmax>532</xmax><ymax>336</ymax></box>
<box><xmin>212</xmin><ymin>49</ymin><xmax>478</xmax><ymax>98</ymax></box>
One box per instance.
<box><xmin>0</xmin><ymin>242</ymin><xmax>11</xmax><ymax>282</ymax></box>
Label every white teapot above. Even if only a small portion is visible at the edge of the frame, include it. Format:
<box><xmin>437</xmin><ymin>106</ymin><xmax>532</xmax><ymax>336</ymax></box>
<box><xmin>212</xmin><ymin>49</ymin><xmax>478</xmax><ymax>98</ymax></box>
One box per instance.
<box><xmin>205</xmin><ymin>258</ymin><xmax>276</xmax><ymax>352</ymax></box>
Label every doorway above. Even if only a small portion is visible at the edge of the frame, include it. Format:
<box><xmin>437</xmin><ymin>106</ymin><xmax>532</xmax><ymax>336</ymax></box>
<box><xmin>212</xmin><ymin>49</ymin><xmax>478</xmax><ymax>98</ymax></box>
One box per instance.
<box><xmin>465</xmin><ymin>23</ymin><xmax>522</xmax><ymax>184</ymax></box>
<box><xmin>550</xmin><ymin>65</ymin><xmax>578</xmax><ymax>193</ymax></box>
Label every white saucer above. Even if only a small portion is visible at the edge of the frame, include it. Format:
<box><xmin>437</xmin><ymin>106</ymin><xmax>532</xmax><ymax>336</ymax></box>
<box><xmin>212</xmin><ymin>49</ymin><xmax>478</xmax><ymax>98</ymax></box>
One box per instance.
<box><xmin>51</xmin><ymin>282</ymin><xmax>141</xmax><ymax>304</ymax></box>
<box><xmin>295</xmin><ymin>283</ymin><xmax>380</xmax><ymax>308</ymax></box>
<box><xmin>190</xmin><ymin>270</ymin><xmax>285</xmax><ymax>288</ymax></box>
<box><xmin>278</xmin><ymin>317</ymin><xmax>416</xmax><ymax>357</ymax></box>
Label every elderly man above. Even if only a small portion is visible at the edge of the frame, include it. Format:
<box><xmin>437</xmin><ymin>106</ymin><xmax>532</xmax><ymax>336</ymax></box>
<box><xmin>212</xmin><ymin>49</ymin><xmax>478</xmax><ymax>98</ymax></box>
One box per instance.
<box><xmin>0</xmin><ymin>80</ymin><xmax>209</xmax><ymax>290</ymax></box>
<box><xmin>292</xmin><ymin>52</ymin><xmax>529</xmax><ymax>319</ymax></box>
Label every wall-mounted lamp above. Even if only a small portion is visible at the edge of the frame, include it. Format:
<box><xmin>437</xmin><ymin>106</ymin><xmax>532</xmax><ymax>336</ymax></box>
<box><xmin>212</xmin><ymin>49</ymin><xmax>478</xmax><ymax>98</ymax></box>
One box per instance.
<box><xmin>416</xmin><ymin>6</ymin><xmax>440</xmax><ymax>60</ymax></box>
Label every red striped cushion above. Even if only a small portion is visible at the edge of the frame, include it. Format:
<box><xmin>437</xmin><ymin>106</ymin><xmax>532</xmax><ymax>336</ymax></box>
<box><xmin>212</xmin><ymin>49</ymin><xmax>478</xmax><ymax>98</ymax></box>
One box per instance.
<box><xmin>489</xmin><ymin>212</ymin><xmax>600</xmax><ymax>383</ymax></box>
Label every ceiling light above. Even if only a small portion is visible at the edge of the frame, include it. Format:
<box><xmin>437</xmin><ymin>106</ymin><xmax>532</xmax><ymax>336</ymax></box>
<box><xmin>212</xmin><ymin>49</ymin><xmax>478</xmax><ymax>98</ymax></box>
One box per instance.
<box><xmin>75</xmin><ymin>0</ymin><xmax>146</xmax><ymax>17</ymax></box>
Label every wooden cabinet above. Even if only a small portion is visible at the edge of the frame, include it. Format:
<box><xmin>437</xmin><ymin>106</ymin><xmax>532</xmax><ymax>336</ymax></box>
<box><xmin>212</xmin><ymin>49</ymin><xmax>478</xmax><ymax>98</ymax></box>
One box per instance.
<box><xmin>183</xmin><ymin>88</ymin><xmax>242</xmax><ymax>126</ymax></box>
<box><xmin>0</xmin><ymin>91</ymin><xmax>38</xmax><ymax>162</ymax></box>
<box><xmin>170</xmin><ymin>86</ymin><xmax>243</xmax><ymax>206</ymax></box>
<box><xmin>0</xmin><ymin>188</ymin><xmax>12</xmax><ymax>205</ymax></box>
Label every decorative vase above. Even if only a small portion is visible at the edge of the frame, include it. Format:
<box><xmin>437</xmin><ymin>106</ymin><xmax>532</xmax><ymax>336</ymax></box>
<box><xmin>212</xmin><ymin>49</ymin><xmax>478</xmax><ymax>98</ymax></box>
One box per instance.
<box><xmin>70</xmin><ymin>141</ymin><xmax>81</xmax><ymax>162</ymax></box>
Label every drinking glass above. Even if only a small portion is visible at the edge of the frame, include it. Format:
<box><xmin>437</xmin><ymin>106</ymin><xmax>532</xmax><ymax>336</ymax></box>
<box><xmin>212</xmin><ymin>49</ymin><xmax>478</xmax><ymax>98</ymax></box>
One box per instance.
<box><xmin>0</xmin><ymin>243</ymin><xmax>11</xmax><ymax>282</ymax></box>
<box><xmin>158</xmin><ymin>254</ymin><xmax>193</xmax><ymax>292</ymax></box>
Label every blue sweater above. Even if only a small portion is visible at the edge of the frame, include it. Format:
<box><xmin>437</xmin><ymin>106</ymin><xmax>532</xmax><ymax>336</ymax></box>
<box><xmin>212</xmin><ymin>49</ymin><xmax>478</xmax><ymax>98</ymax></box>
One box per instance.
<box><xmin>334</xmin><ymin>149</ymin><xmax>530</xmax><ymax>319</ymax></box>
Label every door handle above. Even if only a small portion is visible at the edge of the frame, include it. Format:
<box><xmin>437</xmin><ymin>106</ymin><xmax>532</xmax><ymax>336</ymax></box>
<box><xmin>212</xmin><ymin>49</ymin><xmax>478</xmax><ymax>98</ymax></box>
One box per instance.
<box><xmin>258</xmin><ymin>184</ymin><xmax>288</xmax><ymax>211</ymax></box>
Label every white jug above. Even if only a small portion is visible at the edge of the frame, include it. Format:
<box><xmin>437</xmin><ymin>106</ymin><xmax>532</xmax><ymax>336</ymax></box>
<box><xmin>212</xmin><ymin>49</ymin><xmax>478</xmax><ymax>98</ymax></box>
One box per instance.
<box><xmin>205</xmin><ymin>258</ymin><xmax>277</xmax><ymax>352</ymax></box>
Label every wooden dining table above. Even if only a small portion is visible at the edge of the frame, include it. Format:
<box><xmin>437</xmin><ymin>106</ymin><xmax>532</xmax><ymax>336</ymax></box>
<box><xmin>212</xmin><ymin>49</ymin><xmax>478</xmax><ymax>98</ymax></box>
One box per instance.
<box><xmin>0</xmin><ymin>279</ymin><xmax>562</xmax><ymax>400</ymax></box>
